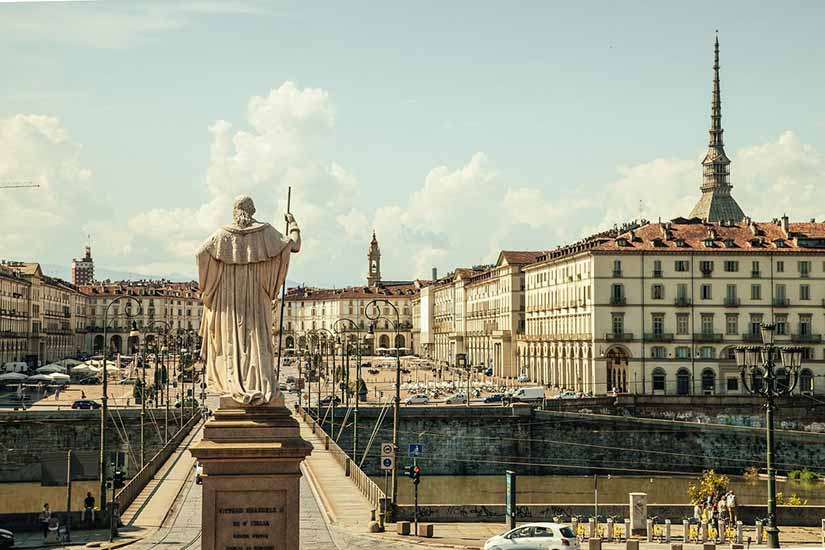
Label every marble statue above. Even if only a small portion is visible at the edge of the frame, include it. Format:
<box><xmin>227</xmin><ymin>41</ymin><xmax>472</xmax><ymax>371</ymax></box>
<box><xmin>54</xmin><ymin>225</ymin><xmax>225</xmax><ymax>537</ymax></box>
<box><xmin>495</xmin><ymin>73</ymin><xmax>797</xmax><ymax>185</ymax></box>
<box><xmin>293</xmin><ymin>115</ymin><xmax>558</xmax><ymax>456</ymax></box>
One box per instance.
<box><xmin>196</xmin><ymin>195</ymin><xmax>300</xmax><ymax>406</ymax></box>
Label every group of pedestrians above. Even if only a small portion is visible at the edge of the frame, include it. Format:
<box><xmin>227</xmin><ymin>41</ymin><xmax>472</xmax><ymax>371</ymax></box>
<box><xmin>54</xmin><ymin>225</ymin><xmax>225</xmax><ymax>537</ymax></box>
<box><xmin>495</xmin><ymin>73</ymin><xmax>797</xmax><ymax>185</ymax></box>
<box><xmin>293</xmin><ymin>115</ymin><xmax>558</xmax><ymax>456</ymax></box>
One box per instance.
<box><xmin>694</xmin><ymin>490</ymin><xmax>737</xmax><ymax>532</ymax></box>
<box><xmin>38</xmin><ymin>493</ymin><xmax>97</xmax><ymax>542</ymax></box>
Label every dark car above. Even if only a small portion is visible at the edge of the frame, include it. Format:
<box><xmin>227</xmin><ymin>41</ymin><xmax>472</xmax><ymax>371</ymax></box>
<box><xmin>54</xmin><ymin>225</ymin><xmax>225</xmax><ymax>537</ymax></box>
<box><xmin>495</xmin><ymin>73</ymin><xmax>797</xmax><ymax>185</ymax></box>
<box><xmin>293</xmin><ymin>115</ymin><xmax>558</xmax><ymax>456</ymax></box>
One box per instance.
<box><xmin>77</xmin><ymin>377</ymin><xmax>99</xmax><ymax>385</ymax></box>
<box><xmin>0</xmin><ymin>527</ymin><xmax>13</xmax><ymax>549</ymax></box>
<box><xmin>483</xmin><ymin>393</ymin><xmax>503</xmax><ymax>404</ymax></box>
<box><xmin>175</xmin><ymin>397</ymin><xmax>199</xmax><ymax>408</ymax></box>
<box><xmin>319</xmin><ymin>395</ymin><xmax>341</xmax><ymax>406</ymax></box>
<box><xmin>71</xmin><ymin>399</ymin><xmax>102</xmax><ymax>410</ymax></box>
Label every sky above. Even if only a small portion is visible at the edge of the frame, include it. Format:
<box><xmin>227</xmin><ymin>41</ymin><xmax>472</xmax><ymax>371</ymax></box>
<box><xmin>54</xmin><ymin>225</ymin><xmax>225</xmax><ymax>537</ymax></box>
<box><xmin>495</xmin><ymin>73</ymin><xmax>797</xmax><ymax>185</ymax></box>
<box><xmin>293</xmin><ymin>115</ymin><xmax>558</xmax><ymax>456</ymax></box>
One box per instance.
<box><xmin>1</xmin><ymin>1</ymin><xmax>825</xmax><ymax>286</ymax></box>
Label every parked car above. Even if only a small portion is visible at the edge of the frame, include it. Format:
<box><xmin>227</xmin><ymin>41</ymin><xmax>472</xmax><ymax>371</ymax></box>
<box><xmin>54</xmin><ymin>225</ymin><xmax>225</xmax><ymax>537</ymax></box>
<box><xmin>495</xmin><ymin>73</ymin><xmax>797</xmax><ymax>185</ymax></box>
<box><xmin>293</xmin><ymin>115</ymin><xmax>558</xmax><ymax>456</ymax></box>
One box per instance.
<box><xmin>509</xmin><ymin>386</ymin><xmax>545</xmax><ymax>403</ymax></box>
<box><xmin>77</xmin><ymin>377</ymin><xmax>99</xmax><ymax>385</ymax></box>
<box><xmin>319</xmin><ymin>395</ymin><xmax>341</xmax><ymax>406</ymax></box>
<box><xmin>175</xmin><ymin>397</ymin><xmax>199</xmax><ymax>408</ymax></box>
<box><xmin>405</xmin><ymin>394</ymin><xmax>429</xmax><ymax>405</ymax></box>
<box><xmin>517</xmin><ymin>374</ymin><xmax>530</xmax><ymax>383</ymax></box>
<box><xmin>445</xmin><ymin>393</ymin><xmax>467</xmax><ymax>405</ymax></box>
<box><xmin>0</xmin><ymin>527</ymin><xmax>13</xmax><ymax>549</ymax></box>
<box><xmin>72</xmin><ymin>399</ymin><xmax>102</xmax><ymax>410</ymax></box>
<box><xmin>119</xmin><ymin>378</ymin><xmax>139</xmax><ymax>385</ymax></box>
<box><xmin>484</xmin><ymin>367</ymin><xmax>494</xmax><ymax>376</ymax></box>
<box><xmin>484</xmin><ymin>523</ymin><xmax>579</xmax><ymax>550</ymax></box>
<box><xmin>483</xmin><ymin>393</ymin><xmax>503</xmax><ymax>404</ymax></box>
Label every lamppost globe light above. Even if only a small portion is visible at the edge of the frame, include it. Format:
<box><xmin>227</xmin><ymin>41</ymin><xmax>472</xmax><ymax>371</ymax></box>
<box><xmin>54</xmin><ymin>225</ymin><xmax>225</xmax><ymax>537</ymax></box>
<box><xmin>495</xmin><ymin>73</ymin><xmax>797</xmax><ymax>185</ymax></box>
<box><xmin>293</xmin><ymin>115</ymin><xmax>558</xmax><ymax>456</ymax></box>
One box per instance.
<box><xmin>781</xmin><ymin>346</ymin><xmax>802</xmax><ymax>370</ymax></box>
<box><xmin>746</xmin><ymin>346</ymin><xmax>762</xmax><ymax>367</ymax></box>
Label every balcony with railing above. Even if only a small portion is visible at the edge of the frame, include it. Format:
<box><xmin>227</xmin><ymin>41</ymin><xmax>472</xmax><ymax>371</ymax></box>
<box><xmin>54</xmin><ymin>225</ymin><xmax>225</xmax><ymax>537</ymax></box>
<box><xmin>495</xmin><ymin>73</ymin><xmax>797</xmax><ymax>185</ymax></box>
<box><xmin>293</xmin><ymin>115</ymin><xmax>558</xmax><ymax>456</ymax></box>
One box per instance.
<box><xmin>723</xmin><ymin>297</ymin><xmax>741</xmax><ymax>307</ymax></box>
<box><xmin>605</xmin><ymin>332</ymin><xmax>633</xmax><ymax>342</ymax></box>
<box><xmin>612</xmin><ymin>270</ymin><xmax>622</xmax><ymax>278</ymax></box>
<box><xmin>610</xmin><ymin>296</ymin><xmax>626</xmax><ymax>306</ymax></box>
<box><xmin>742</xmin><ymin>332</ymin><xmax>762</xmax><ymax>343</ymax></box>
<box><xmin>772</xmin><ymin>298</ymin><xmax>790</xmax><ymax>307</ymax></box>
<box><xmin>674</xmin><ymin>297</ymin><xmax>691</xmax><ymax>307</ymax></box>
<box><xmin>693</xmin><ymin>332</ymin><xmax>723</xmax><ymax>342</ymax></box>
<box><xmin>751</xmin><ymin>270</ymin><xmax>761</xmax><ymax>278</ymax></box>
<box><xmin>652</xmin><ymin>270</ymin><xmax>663</xmax><ymax>278</ymax></box>
<box><xmin>645</xmin><ymin>332</ymin><xmax>674</xmax><ymax>342</ymax></box>
<box><xmin>792</xmin><ymin>333</ymin><xmax>822</xmax><ymax>343</ymax></box>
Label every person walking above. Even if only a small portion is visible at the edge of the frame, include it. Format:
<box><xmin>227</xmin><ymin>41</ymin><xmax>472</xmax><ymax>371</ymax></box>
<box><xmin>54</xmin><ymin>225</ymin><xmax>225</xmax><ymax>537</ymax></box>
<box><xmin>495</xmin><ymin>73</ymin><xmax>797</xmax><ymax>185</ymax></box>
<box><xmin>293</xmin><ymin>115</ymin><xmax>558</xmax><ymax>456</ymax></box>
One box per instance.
<box><xmin>39</xmin><ymin>503</ymin><xmax>51</xmax><ymax>541</ymax></box>
<box><xmin>726</xmin><ymin>490</ymin><xmax>737</xmax><ymax>524</ymax></box>
<box><xmin>82</xmin><ymin>492</ymin><xmax>95</xmax><ymax>524</ymax></box>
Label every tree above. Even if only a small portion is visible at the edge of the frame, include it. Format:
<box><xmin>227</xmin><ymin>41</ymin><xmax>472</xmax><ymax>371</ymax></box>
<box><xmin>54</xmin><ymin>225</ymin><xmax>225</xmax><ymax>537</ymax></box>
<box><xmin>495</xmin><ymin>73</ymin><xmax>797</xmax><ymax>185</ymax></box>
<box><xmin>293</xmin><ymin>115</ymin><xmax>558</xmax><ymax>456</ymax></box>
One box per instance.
<box><xmin>688</xmin><ymin>469</ymin><xmax>730</xmax><ymax>505</ymax></box>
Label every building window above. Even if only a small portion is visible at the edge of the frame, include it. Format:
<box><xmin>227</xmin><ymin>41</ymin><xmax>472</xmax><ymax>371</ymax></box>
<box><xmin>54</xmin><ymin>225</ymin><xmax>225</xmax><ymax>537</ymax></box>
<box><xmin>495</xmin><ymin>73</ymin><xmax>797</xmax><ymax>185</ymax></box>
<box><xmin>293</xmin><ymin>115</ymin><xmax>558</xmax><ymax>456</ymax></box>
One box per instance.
<box><xmin>675</xmin><ymin>346</ymin><xmax>690</xmax><ymax>359</ymax></box>
<box><xmin>651</xmin><ymin>284</ymin><xmax>664</xmax><ymax>300</ymax></box>
<box><xmin>800</xmin><ymin>284</ymin><xmax>811</xmax><ymax>301</ymax></box>
<box><xmin>724</xmin><ymin>260</ymin><xmax>739</xmax><ymax>272</ymax></box>
<box><xmin>776</xmin><ymin>261</ymin><xmax>784</xmax><ymax>273</ymax></box>
<box><xmin>676</xmin><ymin>314</ymin><xmax>689</xmax><ymax>335</ymax></box>
<box><xmin>611</xmin><ymin>284</ymin><xmax>624</xmax><ymax>304</ymax></box>
<box><xmin>652</xmin><ymin>313</ymin><xmax>665</xmax><ymax>335</ymax></box>
<box><xmin>653</xmin><ymin>260</ymin><xmax>662</xmax><ymax>277</ymax></box>
<box><xmin>676</xmin><ymin>283</ymin><xmax>689</xmax><ymax>303</ymax></box>
<box><xmin>799</xmin><ymin>260</ymin><xmax>811</xmax><ymax>277</ymax></box>
<box><xmin>800</xmin><ymin>368</ymin><xmax>814</xmax><ymax>393</ymax></box>
<box><xmin>612</xmin><ymin>260</ymin><xmax>622</xmax><ymax>277</ymax></box>
<box><xmin>700</xmin><ymin>261</ymin><xmax>714</xmax><ymax>276</ymax></box>
<box><xmin>775</xmin><ymin>315</ymin><xmax>787</xmax><ymax>335</ymax></box>
<box><xmin>652</xmin><ymin>368</ymin><xmax>666</xmax><ymax>391</ymax></box>
<box><xmin>700</xmin><ymin>284</ymin><xmax>712</xmax><ymax>300</ymax></box>
<box><xmin>700</xmin><ymin>347</ymin><xmax>715</xmax><ymax>359</ymax></box>
<box><xmin>749</xmin><ymin>314</ymin><xmax>763</xmax><ymax>336</ymax></box>
<box><xmin>725</xmin><ymin>284</ymin><xmax>737</xmax><ymax>303</ymax></box>
<box><xmin>799</xmin><ymin>315</ymin><xmax>812</xmax><ymax>336</ymax></box>
<box><xmin>751</xmin><ymin>284</ymin><xmax>761</xmax><ymax>300</ymax></box>
<box><xmin>751</xmin><ymin>261</ymin><xmax>761</xmax><ymax>277</ymax></box>
<box><xmin>726</xmin><ymin>377</ymin><xmax>739</xmax><ymax>392</ymax></box>
<box><xmin>651</xmin><ymin>346</ymin><xmax>666</xmax><ymax>359</ymax></box>
<box><xmin>776</xmin><ymin>284</ymin><xmax>787</xmax><ymax>301</ymax></box>
<box><xmin>726</xmin><ymin>314</ymin><xmax>738</xmax><ymax>336</ymax></box>
<box><xmin>611</xmin><ymin>313</ymin><xmax>624</xmax><ymax>335</ymax></box>
<box><xmin>675</xmin><ymin>260</ymin><xmax>689</xmax><ymax>272</ymax></box>
<box><xmin>701</xmin><ymin>314</ymin><xmax>714</xmax><ymax>335</ymax></box>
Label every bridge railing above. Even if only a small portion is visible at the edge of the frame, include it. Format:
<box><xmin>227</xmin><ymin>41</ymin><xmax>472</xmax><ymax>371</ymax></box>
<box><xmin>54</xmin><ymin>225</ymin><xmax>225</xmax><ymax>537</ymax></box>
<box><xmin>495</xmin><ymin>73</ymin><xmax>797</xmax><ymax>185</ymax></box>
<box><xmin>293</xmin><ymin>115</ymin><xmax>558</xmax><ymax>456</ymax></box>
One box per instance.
<box><xmin>115</xmin><ymin>412</ymin><xmax>202</xmax><ymax>512</ymax></box>
<box><xmin>296</xmin><ymin>404</ymin><xmax>385</xmax><ymax>511</ymax></box>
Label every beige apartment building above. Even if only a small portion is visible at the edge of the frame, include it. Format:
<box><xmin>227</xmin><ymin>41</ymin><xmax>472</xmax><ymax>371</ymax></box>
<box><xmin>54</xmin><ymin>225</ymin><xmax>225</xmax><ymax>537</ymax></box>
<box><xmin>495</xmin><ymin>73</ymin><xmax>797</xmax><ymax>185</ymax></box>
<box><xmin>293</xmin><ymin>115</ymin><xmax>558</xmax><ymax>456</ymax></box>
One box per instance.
<box><xmin>0</xmin><ymin>264</ymin><xmax>31</xmax><ymax>365</ymax></box>
<box><xmin>81</xmin><ymin>280</ymin><xmax>203</xmax><ymax>354</ymax></box>
<box><xmin>275</xmin><ymin>232</ymin><xmax>421</xmax><ymax>355</ymax></box>
<box><xmin>519</xmin><ymin>217</ymin><xmax>825</xmax><ymax>396</ymax></box>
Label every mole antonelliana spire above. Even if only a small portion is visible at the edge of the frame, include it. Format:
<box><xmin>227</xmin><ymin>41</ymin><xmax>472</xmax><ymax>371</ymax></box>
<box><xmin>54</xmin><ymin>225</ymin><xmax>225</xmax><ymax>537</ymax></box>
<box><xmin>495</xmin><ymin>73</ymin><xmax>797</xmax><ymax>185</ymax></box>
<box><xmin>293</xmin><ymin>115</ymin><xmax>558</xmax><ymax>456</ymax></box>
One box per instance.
<box><xmin>689</xmin><ymin>32</ymin><xmax>746</xmax><ymax>223</ymax></box>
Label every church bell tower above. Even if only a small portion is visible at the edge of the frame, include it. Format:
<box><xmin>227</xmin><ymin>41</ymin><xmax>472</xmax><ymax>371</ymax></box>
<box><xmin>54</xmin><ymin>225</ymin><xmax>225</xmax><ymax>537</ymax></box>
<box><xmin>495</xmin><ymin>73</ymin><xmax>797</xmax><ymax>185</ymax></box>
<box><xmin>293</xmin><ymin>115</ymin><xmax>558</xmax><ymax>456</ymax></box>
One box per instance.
<box><xmin>367</xmin><ymin>230</ymin><xmax>381</xmax><ymax>287</ymax></box>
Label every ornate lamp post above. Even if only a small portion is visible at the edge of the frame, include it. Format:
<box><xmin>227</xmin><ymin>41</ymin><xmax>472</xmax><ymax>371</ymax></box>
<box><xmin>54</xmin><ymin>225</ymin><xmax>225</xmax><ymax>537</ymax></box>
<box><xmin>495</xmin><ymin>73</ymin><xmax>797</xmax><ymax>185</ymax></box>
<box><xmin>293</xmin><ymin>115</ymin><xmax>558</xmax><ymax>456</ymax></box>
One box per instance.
<box><xmin>98</xmin><ymin>295</ymin><xmax>142</xmax><ymax>541</ymax></box>
<box><xmin>365</xmin><ymin>298</ymin><xmax>401</xmax><ymax>510</ymax></box>
<box><xmin>333</xmin><ymin>318</ymin><xmax>362</xmax><ymax>462</ymax></box>
<box><xmin>144</xmin><ymin>320</ymin><xmax>172</xmax><ymax>442</ymax></box>
<box><xmin>735</xmin><ymin>324</ymin><xmax>803</xmax><ymax>549</ymax></box>
<box><xmin>309</xmin><ymin>328</ymin><xmax>336</xmax><ymax>435</ymax></box>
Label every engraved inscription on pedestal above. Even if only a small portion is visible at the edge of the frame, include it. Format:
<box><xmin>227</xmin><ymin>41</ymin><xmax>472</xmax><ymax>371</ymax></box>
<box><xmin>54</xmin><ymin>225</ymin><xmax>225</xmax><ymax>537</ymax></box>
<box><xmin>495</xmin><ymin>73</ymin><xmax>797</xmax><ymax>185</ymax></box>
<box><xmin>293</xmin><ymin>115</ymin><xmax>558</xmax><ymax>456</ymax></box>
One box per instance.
<box><xmin>216</xmin><ymin>490</ymin><xmax>286</xmax><ymax>550</ymax></box>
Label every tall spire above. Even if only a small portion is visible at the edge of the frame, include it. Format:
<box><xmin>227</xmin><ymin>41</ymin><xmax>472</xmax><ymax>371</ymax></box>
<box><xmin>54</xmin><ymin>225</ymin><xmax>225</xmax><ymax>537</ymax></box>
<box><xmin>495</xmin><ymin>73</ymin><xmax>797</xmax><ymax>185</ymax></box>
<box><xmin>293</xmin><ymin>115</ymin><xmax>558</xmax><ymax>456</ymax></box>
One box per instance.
<box><xmin>689</xmin><ymin>32</ymin><xmax>746</xmax><ymax>223</ymax></box>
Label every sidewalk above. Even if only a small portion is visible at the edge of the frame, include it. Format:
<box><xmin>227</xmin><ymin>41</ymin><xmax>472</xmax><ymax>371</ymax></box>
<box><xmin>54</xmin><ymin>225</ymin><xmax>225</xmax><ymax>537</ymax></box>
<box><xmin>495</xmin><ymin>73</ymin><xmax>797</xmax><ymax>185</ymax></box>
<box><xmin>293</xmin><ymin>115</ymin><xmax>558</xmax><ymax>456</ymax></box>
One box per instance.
<box><xmin>295</xmin><ymin>410</ymin><xmax>376</xmax><ymax>530</ymax></box>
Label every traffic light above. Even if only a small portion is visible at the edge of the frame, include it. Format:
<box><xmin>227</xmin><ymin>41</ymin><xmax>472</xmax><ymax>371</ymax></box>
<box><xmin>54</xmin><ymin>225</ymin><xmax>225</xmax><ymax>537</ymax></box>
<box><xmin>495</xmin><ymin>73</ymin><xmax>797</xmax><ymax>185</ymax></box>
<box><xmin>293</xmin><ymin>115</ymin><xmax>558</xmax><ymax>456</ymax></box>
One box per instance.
<box><xmin>403</xmin><ymin>465</ymin><xmax>415</xmax><ymax>479</ymax></box>
<box><xmin>412</xmin><ymin>465</ymin><xmax>421</xmax><ymax>485</ymax></box>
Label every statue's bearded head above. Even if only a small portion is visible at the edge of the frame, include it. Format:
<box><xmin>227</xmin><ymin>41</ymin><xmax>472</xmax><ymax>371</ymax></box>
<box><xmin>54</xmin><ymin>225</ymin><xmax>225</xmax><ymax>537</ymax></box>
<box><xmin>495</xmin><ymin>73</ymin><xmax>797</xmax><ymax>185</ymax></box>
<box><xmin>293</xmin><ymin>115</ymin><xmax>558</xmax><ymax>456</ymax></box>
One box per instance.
<box><xmin>232</xmin><ymin>195</ymin><xmax>256</xmax><ymax>228</ymax></box>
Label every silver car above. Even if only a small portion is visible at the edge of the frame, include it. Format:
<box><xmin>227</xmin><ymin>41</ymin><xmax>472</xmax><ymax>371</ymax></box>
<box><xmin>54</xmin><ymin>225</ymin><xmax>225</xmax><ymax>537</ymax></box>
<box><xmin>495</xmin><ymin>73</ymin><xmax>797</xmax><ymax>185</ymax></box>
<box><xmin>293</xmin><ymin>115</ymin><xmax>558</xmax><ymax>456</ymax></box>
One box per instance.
<box><xmin>484</xmin><ymin>523</ymin><xmax>580</xmax><ymax>550</ymax></box>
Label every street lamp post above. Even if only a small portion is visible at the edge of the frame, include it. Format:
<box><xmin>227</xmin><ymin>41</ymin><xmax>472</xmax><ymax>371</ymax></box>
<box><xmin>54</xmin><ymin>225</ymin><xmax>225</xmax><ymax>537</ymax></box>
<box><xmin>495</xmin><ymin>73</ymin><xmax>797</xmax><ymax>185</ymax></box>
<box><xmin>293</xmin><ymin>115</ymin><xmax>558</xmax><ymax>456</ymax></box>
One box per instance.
<box><xmin>99</xmin><ymin>295</ymin><xmax>142</xmax><ymax>541</ymax></box>
<box><xmin>333</xmin><ymin>319</ymin><xmax>362</xmax><ymax>462</ymax></box>
<box><xmin>310</xmin><ymin>328</ymin><xmax>336</xmax><ymax>435</ymax></box>
<box><xmin>365</xmin><ymin>299</ymin><xmax>401</xmax><ymax>510</ymax></box>
<box><xmin>143</xmin><ymin>320</ymin><xmax>172</xmax><ymax>442</ymax></box>
<box><xmin>735</xmin><ymin>324</ymin><xmax>803</xmax><ymax>549</ymax></box>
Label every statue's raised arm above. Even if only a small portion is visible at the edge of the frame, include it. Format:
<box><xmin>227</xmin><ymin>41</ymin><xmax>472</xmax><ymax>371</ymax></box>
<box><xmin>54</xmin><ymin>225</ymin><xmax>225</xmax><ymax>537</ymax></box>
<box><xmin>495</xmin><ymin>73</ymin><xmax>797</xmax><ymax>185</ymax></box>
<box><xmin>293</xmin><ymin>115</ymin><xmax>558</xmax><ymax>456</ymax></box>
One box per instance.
<box><xmin>196</xmin><ymin>195</ymin><xmax>300</xmax><ymax>406</ymax></box>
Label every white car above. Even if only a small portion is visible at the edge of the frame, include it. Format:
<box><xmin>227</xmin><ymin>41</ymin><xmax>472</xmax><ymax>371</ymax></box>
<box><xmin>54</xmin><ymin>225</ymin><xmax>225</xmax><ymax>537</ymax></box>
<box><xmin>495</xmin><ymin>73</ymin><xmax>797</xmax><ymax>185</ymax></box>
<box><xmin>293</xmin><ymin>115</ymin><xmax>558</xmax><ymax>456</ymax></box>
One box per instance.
<box><xmin>484</xmin><ymin>523</ymin><xmax>580</xmax><ymax>550</ymax></box>
<box><xmin>405</xmin><ymin>394</ymin><xmax>429</xmax><ymax>405</ymax></box>
<box><xmin>445</xmin><ymin>393</ymin><xmax>467</xmax><ymax>405</ymax></box>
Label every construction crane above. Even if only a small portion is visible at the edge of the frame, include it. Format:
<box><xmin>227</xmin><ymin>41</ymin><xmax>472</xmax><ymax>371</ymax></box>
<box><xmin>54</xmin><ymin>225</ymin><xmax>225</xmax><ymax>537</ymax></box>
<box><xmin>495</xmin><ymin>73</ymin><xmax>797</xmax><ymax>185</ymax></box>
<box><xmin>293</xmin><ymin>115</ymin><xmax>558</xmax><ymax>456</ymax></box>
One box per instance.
<box><xmin>0</xmin><ymin>181</ymin><xmax>40</xmax><ymax>189</ymax></box>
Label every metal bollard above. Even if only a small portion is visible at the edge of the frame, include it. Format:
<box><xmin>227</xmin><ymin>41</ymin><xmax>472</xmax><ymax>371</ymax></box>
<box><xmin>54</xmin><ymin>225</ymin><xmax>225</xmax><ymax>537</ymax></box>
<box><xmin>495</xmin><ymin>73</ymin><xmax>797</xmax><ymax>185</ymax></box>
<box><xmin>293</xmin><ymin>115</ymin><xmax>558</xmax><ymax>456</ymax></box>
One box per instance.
<box><xmin>607</xmin><ymin>518</ymin><xmax>614</xmax><ymax>542</ymax></box>
<box><xmin>665</xmin><ymin>519</ymin><xmax>671</xmax><ymax>543</ymax></box>
<box><xmin>646</xmin><ymin>519</ymin><xmax>654</xmax><ymax>542</ymax></box>
<box><xmin>821</xmin><ymin>519</ymin><xmax>825</xmax><ymax>545</ymax></box>
<box><xmin>682</xmin><ymin>519</ymin><xmax>690</xmax><ymax>542</ymax></box>
<box><xmin>624</xmin><ymin>519</ymin><xmax>630</xmax><ymax>541</ymax></box>
<box><xmin>736</xmin><ymin>521</ymin><xmax>743</xmax><ymax>544</ymax></box>
<box><xmin>719</xmin><ymin>519</ymin><xmax>726</xmax><ymax>543</ymax></box>
<box><xmin>589</xmin><ymin>517</ymin><xmax>596</xmax><ymax>540</ymax></box>
<box><xmin>756</xmin><ymin>520</ymin><xmax>763</xmax><ymax>545</ymax></box>
<box><xmin>700</xmin><ymin>521</ymin><xmax>708</xmax><ymax>543</ymax></box>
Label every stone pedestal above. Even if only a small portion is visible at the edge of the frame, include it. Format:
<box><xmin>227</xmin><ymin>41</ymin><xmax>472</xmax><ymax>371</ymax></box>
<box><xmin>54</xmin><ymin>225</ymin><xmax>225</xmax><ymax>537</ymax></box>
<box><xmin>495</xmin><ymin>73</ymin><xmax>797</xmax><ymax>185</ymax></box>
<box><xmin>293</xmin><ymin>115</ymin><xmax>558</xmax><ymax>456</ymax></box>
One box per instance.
<box><xmin>629</xmin><ymin>492</ymin><xmax>647</xmax><ymax>536</ymax></box>
<box><xmin>191</xmin><ymin>395</ymin><xmax>312</xmax><ymax>550</ymax></box>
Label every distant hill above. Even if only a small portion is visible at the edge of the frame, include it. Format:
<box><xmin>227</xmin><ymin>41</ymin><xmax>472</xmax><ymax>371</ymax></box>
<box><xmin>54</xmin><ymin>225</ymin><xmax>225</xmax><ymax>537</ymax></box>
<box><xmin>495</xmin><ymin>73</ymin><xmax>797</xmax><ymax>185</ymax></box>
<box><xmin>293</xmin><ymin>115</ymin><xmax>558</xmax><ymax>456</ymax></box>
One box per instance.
<box><xmin>41</xmin><ymin>263</ymin><xmax>299</xmax><ymax>288</ymax></box>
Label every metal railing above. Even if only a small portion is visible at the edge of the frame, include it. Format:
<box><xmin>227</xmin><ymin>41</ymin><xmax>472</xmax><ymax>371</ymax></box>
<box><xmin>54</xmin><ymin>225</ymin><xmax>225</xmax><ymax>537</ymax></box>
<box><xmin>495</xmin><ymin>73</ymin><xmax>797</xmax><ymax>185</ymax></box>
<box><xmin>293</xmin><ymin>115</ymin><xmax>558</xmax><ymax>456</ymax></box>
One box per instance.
<box><xmin>296</xmin><ymin>404</ymin><xmax>385</xmax><ymax>511</ymax></box>
<box><xmin>114</xmin><ymin>412</ymin><xmax>201</xmax><ymax>513</ymax></box>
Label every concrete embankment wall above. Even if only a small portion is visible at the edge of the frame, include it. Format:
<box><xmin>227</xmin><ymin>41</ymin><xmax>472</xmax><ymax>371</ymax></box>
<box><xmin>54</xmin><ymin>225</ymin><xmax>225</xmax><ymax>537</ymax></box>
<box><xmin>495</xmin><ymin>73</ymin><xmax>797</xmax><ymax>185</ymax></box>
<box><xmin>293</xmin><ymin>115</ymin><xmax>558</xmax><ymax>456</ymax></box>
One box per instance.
<box><xmin>394</xmin><ymin>503</ymin><xmax>825</xmax><ymax>526</ymax></box>
<box><xmin>0</xmin><ymin>408</ymin><xmax>185</xmax><ymax>483</ymax></box>
<box><xmin>316</xmin><ymin>405</ymin><xmax>825</xmax><ymax>476</ymax></box>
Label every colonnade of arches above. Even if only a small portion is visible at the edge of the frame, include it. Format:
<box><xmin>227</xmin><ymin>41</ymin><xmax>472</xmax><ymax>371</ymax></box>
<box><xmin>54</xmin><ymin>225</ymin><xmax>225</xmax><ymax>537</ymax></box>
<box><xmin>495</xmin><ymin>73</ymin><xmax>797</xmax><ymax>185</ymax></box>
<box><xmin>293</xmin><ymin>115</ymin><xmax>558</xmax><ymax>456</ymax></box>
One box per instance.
<box><xmin>518</xmin><ymin>341</ymin><xmax>594</xmax><ymax>393</ymax></box>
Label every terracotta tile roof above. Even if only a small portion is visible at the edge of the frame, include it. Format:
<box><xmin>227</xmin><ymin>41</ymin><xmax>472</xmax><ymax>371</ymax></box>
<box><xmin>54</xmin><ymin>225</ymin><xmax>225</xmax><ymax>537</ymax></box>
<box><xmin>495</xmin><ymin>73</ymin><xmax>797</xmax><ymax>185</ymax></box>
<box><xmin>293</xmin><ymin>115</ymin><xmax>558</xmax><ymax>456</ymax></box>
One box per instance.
<box><xmin>285</xmin><ymin>284</ymin><xmax>418</xmax><ymax>302</ymax></box>
<box><xmin>79</xmin><ymin>280</ymin><xmax>199</xmax><ymax>297</ymax></box>
<box><xmin>594</xmin><ymin>218</ymin><xmax>825</xmax><ymax>254</ymax></box>
<box><xmin>498</xmin><ymin>250</ymin><xmax>545</xmax><ymax>266</ymax></box>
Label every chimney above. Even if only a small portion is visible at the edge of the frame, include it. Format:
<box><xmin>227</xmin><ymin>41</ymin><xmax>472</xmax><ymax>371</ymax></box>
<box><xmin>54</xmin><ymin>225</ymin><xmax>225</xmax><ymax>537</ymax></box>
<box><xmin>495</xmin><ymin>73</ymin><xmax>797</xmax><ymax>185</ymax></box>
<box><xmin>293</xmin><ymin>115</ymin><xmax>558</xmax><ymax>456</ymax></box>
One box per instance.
<box><xmin>432</xmin><ymin>267</ymin><xmax>438</xmax><ymax>281</ymax></box>
<box><xmin>780</xmin><ymin>214</ymin><xmax>790</xmax><ymax>237</ymax></box>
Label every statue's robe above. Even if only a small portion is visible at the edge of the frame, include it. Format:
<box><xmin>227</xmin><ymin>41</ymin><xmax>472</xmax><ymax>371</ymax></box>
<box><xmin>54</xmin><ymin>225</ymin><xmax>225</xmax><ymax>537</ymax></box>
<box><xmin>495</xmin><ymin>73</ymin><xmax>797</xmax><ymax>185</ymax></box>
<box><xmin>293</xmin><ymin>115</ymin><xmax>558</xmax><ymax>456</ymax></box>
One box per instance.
<box><xmin>196</xmin><ymin>222</ymin><xmax>293</xmax><ymax>405</ymax></box>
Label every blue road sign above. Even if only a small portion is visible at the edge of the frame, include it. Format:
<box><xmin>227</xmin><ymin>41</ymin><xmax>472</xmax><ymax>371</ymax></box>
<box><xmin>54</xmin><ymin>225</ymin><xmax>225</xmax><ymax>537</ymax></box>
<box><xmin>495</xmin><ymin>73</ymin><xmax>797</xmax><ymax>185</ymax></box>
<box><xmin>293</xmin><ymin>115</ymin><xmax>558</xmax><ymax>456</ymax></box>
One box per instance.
<box><xmin>381</xmin><ymin>457</ymin><xmax>395</xmax><ymax>470</ymax></box>
<box><xmin>408</xmin><ymin>443</ymin><xmax>423</xmax><ymax>457</ymax></box>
